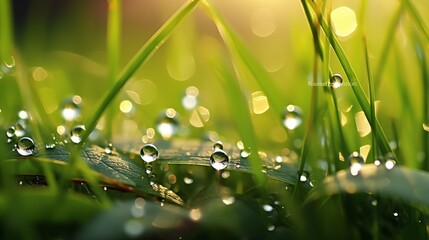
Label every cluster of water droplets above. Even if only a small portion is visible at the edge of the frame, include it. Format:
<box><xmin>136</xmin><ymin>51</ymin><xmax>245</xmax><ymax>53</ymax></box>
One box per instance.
<box><xmin>209</xmin><ymin>141</ymin><xmax>229</xmax><ymax>171</ymax></box>
<box><xmin>5</xmin><ymin>110</ymin><xmax>38</xmax><ymax>156</ymax></box>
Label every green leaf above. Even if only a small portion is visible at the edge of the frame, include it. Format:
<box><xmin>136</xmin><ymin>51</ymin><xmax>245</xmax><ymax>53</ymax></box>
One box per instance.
<box><xmin>4</xmin><ymin>144</ymin><xmax>184</xmax><ymax>205</ymax></box>
<box><xmin>306</xmin><ymin>164</ymin><xmax>429</xmax><ymax>213</ymax></box>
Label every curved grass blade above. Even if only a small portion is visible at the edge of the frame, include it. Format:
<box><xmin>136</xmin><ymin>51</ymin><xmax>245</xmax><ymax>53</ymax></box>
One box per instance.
<box><xmin>306</xmin><ymin>164</ymin><xmax>429</xmax><ymax>214</ymax></box>
<box><xmin>81</xmin><ymin>0</ymin><xmax>201</xmax><ymax>144</ymax></box>
<box><xmin>403</xmin><ymin>0</ymin><xmax>429</xmax><ymax>43</ymax></box>
<box><xmin>202</xmin><ymin>1</ymin><xmax>284</xmax><ymax>116</ymax></box>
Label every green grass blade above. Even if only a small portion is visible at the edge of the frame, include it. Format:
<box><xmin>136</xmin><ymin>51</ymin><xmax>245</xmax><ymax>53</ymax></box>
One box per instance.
<box><xmin>303</xmin><ymin>0</ymin><xmax>393</xmax><ymax>156</ymax></box>
<box><xmin>81</xmin><ymin>0</ymin><xmax>201</xmax><ymax>143</ymax></box>
<box><xmin>202</xmin><ymin>1</ymin><xmax>284</xmax><ymax>116</ymax></box>
<box><xmin>363</xmin><ymin>36</ymin><xmax>377</xmax><ymax>161</ymax></box>
<box><xmin>0</xmin><ymin>0</ymin><xmax>13</xmax><ymax>60</ymax></box>
<box><xmin>105</xmin><ymin>0</ymin><xmax>122</xmax><ymax>140</ymax></box>
<box><xmin>212</xmin><ymin>56</ymin><xmax>266</xmax><ymax>187</ymax></box>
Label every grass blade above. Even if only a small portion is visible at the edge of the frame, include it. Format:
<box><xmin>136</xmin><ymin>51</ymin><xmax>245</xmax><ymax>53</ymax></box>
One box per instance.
<box><xmin>403</xmin><ymin>0</ymin><xmax>429</xmax><ymax>43</ymax></box>
<box><xmin>81</xmin><ymin>0</ymin><xmax>201</xmax><ymax>143</ymax></box>
<box><xmin>105</xmin><ymin>0</ymin><xmax>122</xmax><ymax>140</ymax></box>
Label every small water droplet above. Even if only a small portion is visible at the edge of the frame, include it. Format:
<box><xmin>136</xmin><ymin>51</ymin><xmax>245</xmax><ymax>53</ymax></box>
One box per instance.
<box><xmin>374</xmin><ymin>159</ymin><xmax>381</xmax><ymax>166</ymax></box>
<box><xmin>240</xmin><ymin>147</ymin><xmax>251</xmax><ymax>158</ymax></box>
<box><xmin>105</xmin><ymin>143</ymin><xmax>114</xmax><ymax>154</ymax></box>
<box><xmin>234</xmin><ymin>162</ymin><xmax>241</xmax><ymax>168</ymax></box>
<box><xmin>210</xmin><ymin>149</ymin><xmax>229</xmax><ymax>170</ymax></box>
<box><xmin>371</xmin><ymin>199</ymin><xmax>378</xmax><ymax>206</ymax></box>
<box><xmin>145</xmin><ymin>164</ymin><xmax>153</xmax><ymax>174</ymax></box>
<box><xmin>16</xmin><ymin>137</ymin><xmax>35</xmax><ymax>156</ymax></box>
<box><xmin>213</xmin><ymin>141</ymin><xmax>223</xmax><ymax>151</ymax></box>
<box><xmin>6</xmin><ymin>126</ymin><xmax>15</xmax><ymax>138</ymax></box>
<box><xmin>61</xmin><ymin>96</ymin><xmax>82</xmax><ymax>122</ymax></box>
<box><xmin>103</xmin><ymin>186</ymin><xmax>108</xmax><ymax>191</ymax></box>
<box><xmin>183</xmin><ymin>176</ymin><xmax>194</xmax><ymax>184</ymax></box>
<box><xmin>267</xmin><ymin>225</ymin><xmax>276</xmax><ymax>231</ymax></box>
<box><xmin>70</xmin><ymin>125</ymin><xmax>86</xmax><ymax>144</ymax></box>
<box><xmin>14</xmin><ymin>122</ymin><xmax>26</xmax><ymax>138</ymax></box>
<box><xmin>393</xmin><ymin>212</ymin><xmax>399</xmax><ymax>217</ymax></box>
<box><xmin>282</xmin><ymin>105</ymin><xmax>303</xmax><ymax>130</ymax></box>
<box><xmin>347</xmin><ymin>151</ymin><xmax>364</xmax><ymax>176</ymax></box>
<box><xmin>385</xmin><ymin>159</ymin><xmax>396</xmax><ymax>170</ymax></box>
<box><xmin>299</xmin><ymin>171</ymin><xmax>310</xmax><ymax>182</ymax></box>
<box><xmin>156</xmin><ymin>108</ymin><xmax>179</xmax><ymax>140</ymax></box>
<box><xmin>330</xmin><ymin>73</ymin><xmax>343</xmax><ymax>88</ymax></box>
<box><xmin>140</xmin><ymin>144</ymin><xmax>159</xmax><ymax>163</ymax></box>
<box><xmin>262</xmin><ymin>204</ymin><xmax>274</xmax><ymax>212</ymax></box>
<box><xmin>45</xmin><ymin>142</ymin><xmax>56</xmax><ymax>149</ymax></box>
<box><xmin>262</xmin><ymin>165</ymin><xmax>268</xmax><ymax>174</ymax></box>
<box><xmin>222</xmin><ymin>196</ymin><xmax>235</xmax><ymax>205</ymax></box>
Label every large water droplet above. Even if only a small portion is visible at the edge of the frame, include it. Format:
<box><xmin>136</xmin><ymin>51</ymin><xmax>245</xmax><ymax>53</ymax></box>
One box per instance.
<box><xmin>16</xmin><ymin>137</ymin><xmax>35</xmax><ymax>156</ymax></box>
<box><xmin>70</xmin><ymin>125</ymin><xmax>86</xmax><ymax>144</ymax></box>
<box><xmin>210</xmin><ymin>149</ymin><xmax>229</xmax><ymax>170</ymax></box>
<box><xmin>330</xmin><ymin>74</ymin><xmax>343</xmax><ymax>88</ymax></box>
<box><xmin>282</xmin><ymin>105</ymin><xmax>302</xmax><ymax>130</ymax></box>
<box><xmin>348</xmin><ymin>151</ymin><xmax>364</xmax><ymax>176</ymax></box>
<box><xmin>156</xmin><ymin>108</ymin><xmax>179</xmax><ymax>140</ymax></box>
<box><xmin>140</xmin><ymin>144</ymin><xmax>159</xmax><ymax>163</ymax></box>
<box><xmin>212</xmin><ymin>141</ymin><xmax>223</xmax><ymax>151</ymax></box>
<box><xmin>61</xmin><ymin>96</ymin><xmax>82</xmax><ymax>122</ymax></box>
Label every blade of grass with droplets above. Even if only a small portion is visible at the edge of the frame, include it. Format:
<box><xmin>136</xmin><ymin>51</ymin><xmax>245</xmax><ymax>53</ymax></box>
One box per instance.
<box><xmin>202</xmin><ymin>1</ymin><xmax>284</xmax><ymax>116</ymax></box>
<box><xmin>105</xmin><ymin>0</ymin><xmax>121</xmax><ymax>140</ymax></box>
<box><xmin>212</xmin><ymin>55</ymin><xmax>266</xmax><ymax>187</ymax></box>
<box><xmin>80</xmin><ymin>0</ymin><xmax>201</xmax><ymax>143</ymax></box>
<box><xmin>0</xmin><ymin>0</ymin><xmax>13</xmax><ymax>61</ymax></box>
<box><xmin>303</xmin><ymin>0</ymin><xmax>393</xmax><ymax>156</ymax></box>
<box><xmin>363</xmin><ymin>36</ymin><xmax>377</xmax><ymax>162</ymax></box>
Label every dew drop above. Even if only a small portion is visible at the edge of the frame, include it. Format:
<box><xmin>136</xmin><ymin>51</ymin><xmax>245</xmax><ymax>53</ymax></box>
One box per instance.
<box><xmin>262</xmin><ymin>165</ymin><xmax>268</xmax><ymax>174</ymax></box>
<box><xmin>70</xmin><ymin>125</ymin><xmax>86</xmax><ymax>144</ymax></box>
<box><xmin>267</xmin><ymin>225</ymin><xmax>276</xmax><ymax>231</ymax></box>
<box><xmin>6</xmin><ymin>126</ymin><xmax>15</xmax><ymax>138</ymax></box>
<box><xmin>16</xmin><ymin>137</ymin><xmax>35</xmax><ymax>156</ymax></box>
<box><xmin>330</xmin><ymin>74</ymin><xmax>343</xmax><ymax>88</ymax></box>
<box><xmin>145</xmin><ymin>164</ymin><xmax>153</xmax><ymax>174</ymax></box>
<box><xmin>61</xmin><ymin>96</ymin><xmax>82</xmax><ymax>122</ymax></box>
<box><xmin>374</xmin><ymin>159</ymin><xmax>381</xmax><ymax>166</ymax></box>
<box><xmin>234</xmin><ymin>162</ymin><xmax>241</xmax><ymax>168</ymax></box>
<box><xmin>240</xmin><ymin>147</ymin><xmax>251</xmax><ymax>158</ymax></box>
<box><xmin>222</xmin><ymin>196</ymin><xmax>235</xmax><ymax>205</ymax></box>
<box><xmin>212</xmin><ymin>141</ymin><xmax>223</xmax><ymax>151</ymax></box>
<box><xmin>262</xmin><ymin>204</ymin><xmax>274</xmax><ymax>212</ymax></box>
<box><xmin>299</xmin><ymin>170</ymin><xmax>310</xmax><ymax>182</ymax></box>
<box><xmin>183</xmin><ymin>177</ymin><xmax>194</xmax><ymax>185</ymax></box>
<box><xmin>105</xmin><ymin>143</ymin><xmax>114</xmax><ymax>154</ymax></box>
<box><xmin>347</xmin><ymin>151</ymin><xmax>364</xmax><ymax>176</ymax></box>
<box><xmin>156</xmin><ymin>108</ymin><xmax>179</xmax><ymax>140</ymax></box>
<box><xmin>282</xmin><ymin>105</ymin><xmax>303</xmax><ymax>130</ymax></box>
<box><xmin>210</xmin><ymin>149</ymin><xmax>229</xmax><ymax>170</ymax></box>
<box><xmin>140</xmin><ymin>144</ymin><xmax>159</xmax><ymax>163</ymax></box>
<box><xmin>385</xmin><ymin>159</ymin><xmax>396</xmax><ymax>170</ymax></box>
<box><xmin>14</xmin><ymin>122</ymin><xmax>26</xmax><ymax>138</ymax></box>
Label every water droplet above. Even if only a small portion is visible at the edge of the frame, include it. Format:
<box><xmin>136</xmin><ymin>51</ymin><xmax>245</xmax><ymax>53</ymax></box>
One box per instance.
<box><xmin>45</xmin><ymin>142</ymin><xmax>56</xmax><ymax>149</ymax></box>
<box><xmin>182</xmin><ymin>86</ymin><xmax>199</xmax><ymax>110</ymax></box>
<box><xmin>267</xmin><ymin>225</ymin><xmax>276</xmax><ymax>231</ymax></box>
<box><xmin>385</xmin><ymin>159</ymin><xmax>396</xmax><ymax>170</ymax></box>
<box><xmin>16</xmin><ymin>137</ymin><xmax>35</xmax><ymax>156</ymax></box>
<box><xmin>103</xmin><ymin>186</ymin><xmax>108</xmax><ymax>191</ymax></box>
<box><xmin>330</xmin><ymin>74</ymin><xmax>343</xmax><ymax>88</ymax></box>
<box><xmin>6</xmin><ymin>126</ymin><xmax>15</xmax><ymax>138</ymax></box>
<box><xmin>183</xmin><ymin>177</ymin><xmax>194</xmax><ymax>184</ymax></box>
<box><xmin>282</xmin><ymin>105</ymin><xmax>303</xmax><ymax>130</ymax></box>
<box><xmin>371</xmin><ymin>199</ymin><xmax>378</xmax><ymax>206</ymax></box>
<box><xmin>234</xmin><ymin>162</ymin><xmax>241</xmax><ymax>168</ymax></box>
<box><xmin>140</xmin><ymin>144</ymin><xmax>159</xmax><ymax>163</ymax></box>
<box><xmin>210</xmin><ymin>149</ymin><xmax>229</xmax><ymax>170</ymax></box>
<box><xmin>2</xmin><ymin>56</ymin><xmax>15</xmax><ymax>74</ymax></box>
<box><xmin>156</xmin><ymin>108</ymin><xmax>179</xmax><ymax>140</ymax></box>
<box><xmin>299</xmin><ymin>171</ymin><xmax>310</xmax><ymax>182</ymax></box>
<box><xmin>262</xmin><ymin>204</ymin><xmax>274</xmax><ymax>212</ymax></box>
<box><xmin>222</xmin><ymin>196</ymin><xmax>235</xmax><ymax>205</ymax></box>
<box><xmin>348</xmin><ymin>151</ymin><xmax>364</xmax><ymax>176</ymax></box>
<box><xmin>212</xmin><ymin>141</ymin><xmax>223</xmax><ymax>151</ymax></box>
<box><xmin>14</xmin><ymin>122</ymin><xmax>26</xmax><ymax>138</ymax></box>
<box><xmin>240</xmin><ymin>147</ymin><xmax>251</xmax><ymax>158</ymax></box>
<box><xmin>70</xmin><ymin>125</ymin><xmax>86</xmax><ymax>144</ymax></box>
<box><xmin>145</xmin><ymin>164</ymin><xmax>153</xmax><ymax>174</ymax></box>
<box><xmin>393</xmin><ymin>212</ymin><xmax>399</xmax><ymax>217</ymax></box>
<box><xmin>374</xmin><ymin>159</ymin><xmax>381</xmax><ymax>166</ymax></box>
<box><xmin>61</xmin><ymin>96</ymin><xmax>82</xmax><ymax>122</ymax></box>
<box><xmin>105</xmin><ymin>143</ymin><xmax>114</xmax><ymax>154</ymax></box>
<box><xmin>262</xmin><ymin>165</ymin><xmax>268</xmax><ymax>174</ymax></box>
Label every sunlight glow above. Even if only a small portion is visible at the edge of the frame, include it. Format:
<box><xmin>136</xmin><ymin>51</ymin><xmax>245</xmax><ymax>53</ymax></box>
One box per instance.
<box><xmin>331</xmin><ymin>6</ymin><xmax>357</xmax><ymax>37</ymax></box>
